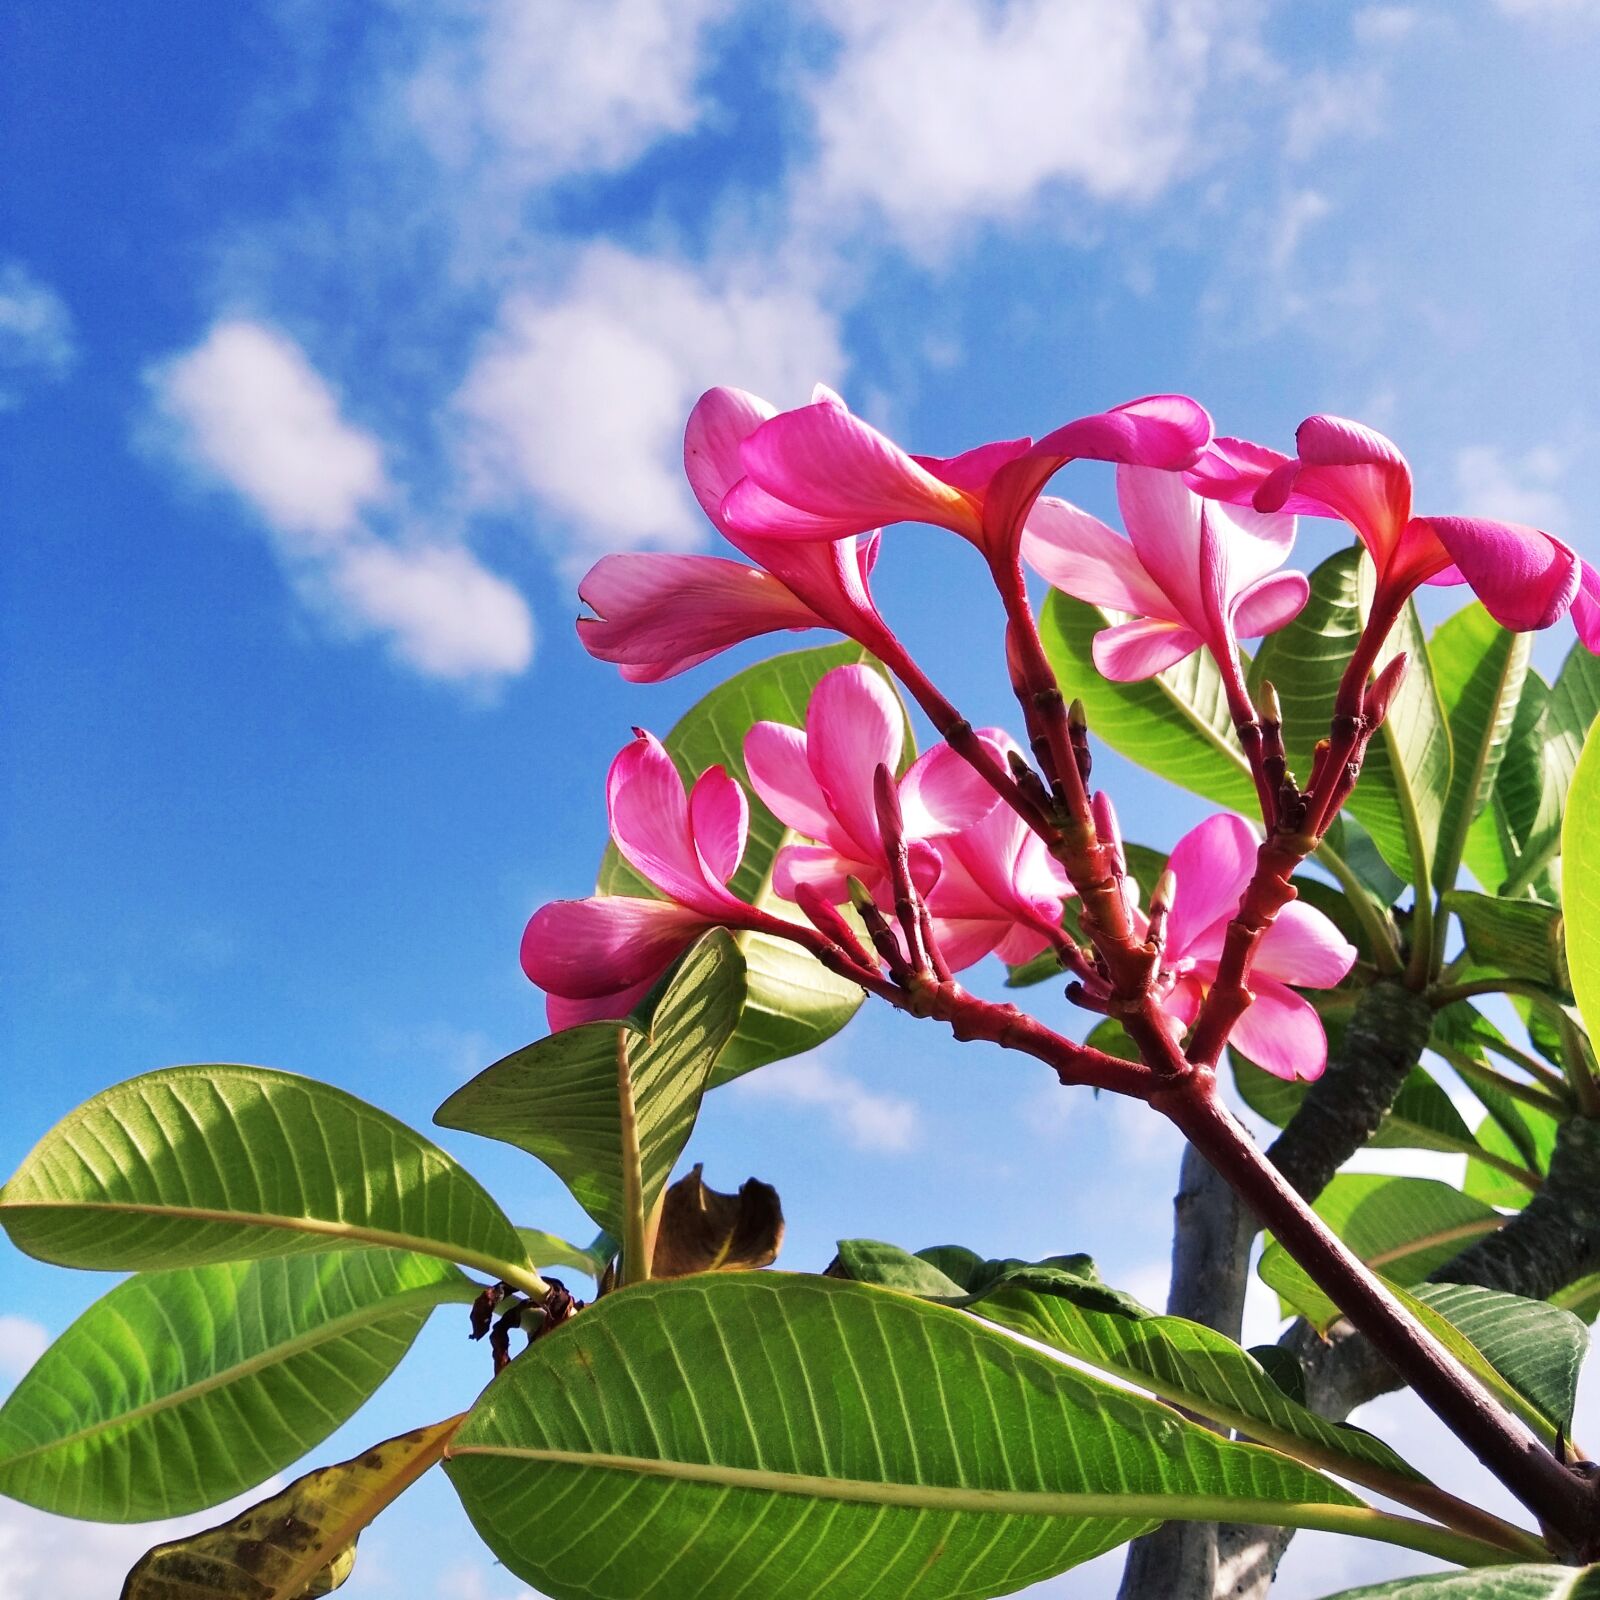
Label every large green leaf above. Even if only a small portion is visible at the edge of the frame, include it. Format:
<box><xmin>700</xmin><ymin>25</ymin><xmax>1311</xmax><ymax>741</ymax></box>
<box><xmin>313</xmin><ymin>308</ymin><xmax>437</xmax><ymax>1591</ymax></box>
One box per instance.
<box><xmin>1465</xmin><ymin>670</ymin><xmax>1561</xmax><ymax>899</ymax></box>
<box><xmin>119</xmin><ymin>1415</ymin><xmax>460</xmax><ymax>1599</ymax></box>
<box><xmin>1039</xmin><ymin>589</ymin><xmax>1257</xmax><ymax>810</ymax></box>
<box><xmin>1316</xmin><ymin>1565</ymin><xmax>1600</xmax><ymax>1598</ymax></box>
<box><xmin>598</xmin><ymin>641</ymin><xmax>897</xmax><ymax>1077</ymax></box>
<box><xmin>0</xmin><ymin>1249</ymin><xmax>473</xmax><ymax>1520</ymax></box>
<box><xmin>1249</xmin><ymin>549</ymin><xmax>1451</xmax><ymax>886</ymax></box>
<box><xmin>1463</xmin><ymin>1086</ymin><xmax>1557</xmax><ymax>1211</ymax></box>
<box><xmin>1259</xmin><ymin>1175</ymin><xmax>1501</xmax><ymax>1324</ymax></box>
<box><xmin>0</xmin><ymin>1066</ymin><xmax>535</xmax><ymax>1290</ymax></box>
<box><xmin>436</xmin><ymin>931</ymin><xmax>744</xmax><ymax>1247</ymax></box>
<box><xmin>832</xmin><ymin>1242</ymin><xmax>1438</xmax><ymax>1513</ymax></box>
<box><xmin>1444</xmin><ymin>893</ymin><xmax>1570</xmax><ymax>997</ymax></box>
<box><xmin>1408</xmin><ymin>1283</ymin><xmax>1588</xmax><ymax>1434</ymax></box>
<box><xmin>515</xmin><ymin>1226</ymin><xmax>615</xmax><ymax>1279</ymax></box>
<box><xmin>1430</xmin><ymin>607</ymin><xmax>1531</xmax><ymax>892</ymax></box>
<box><xmin>445</xmin><ymin>1274</ymin><xmax>1495</xmax><ymax>1600</ymax></box>
<box><xmin>1564</xmin><ymin>706</ymin><xmax>1600</xmax><ymax>1045</ymax></box>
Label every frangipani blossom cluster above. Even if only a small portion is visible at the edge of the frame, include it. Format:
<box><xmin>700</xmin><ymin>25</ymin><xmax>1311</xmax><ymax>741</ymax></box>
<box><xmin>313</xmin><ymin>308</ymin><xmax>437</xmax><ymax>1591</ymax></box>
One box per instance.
<box><xmin>526</xmin><ymin>381</ymin><xmax>1597</xmax><ymax>1085</ymax></box>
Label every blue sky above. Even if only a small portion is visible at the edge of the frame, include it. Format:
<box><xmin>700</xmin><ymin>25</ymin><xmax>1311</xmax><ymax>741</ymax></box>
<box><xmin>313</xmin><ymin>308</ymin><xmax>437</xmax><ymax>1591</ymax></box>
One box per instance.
<box><xmin>5</xmin><ymin>2</ymin><xmax>1600</xmax><ymax>1595</ymax></box>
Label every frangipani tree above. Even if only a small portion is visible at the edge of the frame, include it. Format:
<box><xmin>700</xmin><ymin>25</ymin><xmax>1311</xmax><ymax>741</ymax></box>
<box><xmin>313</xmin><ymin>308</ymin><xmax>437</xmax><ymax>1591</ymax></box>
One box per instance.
<box><xmin>5</xmin><ymin>382</ymin><xmax>1600</xmax><ymax>1600</ymax></box>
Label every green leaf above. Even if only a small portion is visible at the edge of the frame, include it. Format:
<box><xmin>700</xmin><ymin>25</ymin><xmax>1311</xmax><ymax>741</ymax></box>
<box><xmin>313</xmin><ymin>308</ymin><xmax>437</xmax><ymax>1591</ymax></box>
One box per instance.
<box><xmin>1259</xmin><ymin>1176</ymin><xmax>1501</xmax><ymax>1326</ymax></box>
<box><xmin>1314</xmin><ymin>1564</ymin><xmax>1600</xmax><ymax>1598</ymax></box>
<box><xmin>1444</xmin><ymin>892</ymin><xmax>1570</xmax><ymax>997</ymax></box>
<box><xmin>1465</xmin><ymin>670</ymin><xmax>1562</xmax><ymax>899</ymax></box>
<box><xmin>1563</xmin><ymin>705</ymin><xmax>1600</xmax><ymax>1046</ymax></box>
<box><xmin>0</xmin><ymin>1250</ymin><xmax>473</xmax><ymax>1520</ymax></box>
<box><xmin>445</xmin><ymin>1274</ymin><xmax>1494</xmax><ymax>1600</ymax></box>
<box><xmin>1550</xmin><ymin>1273</ymin><xmax>1600</xmax><ymax>1325</ymax></box>
<box><xmin>1324</xmin><ymin>813</ymin><xmax>1408</xmax><ymax>907</ymax></box>
<box><xmin>1430</xmin><ymin>607</ymin><xmax>1532</xmax><ymax>892</ymax></box>
<box><xmin>0</xmin><ymin>1066</ymin><xmax>535</xmax><ymax>1291</ymax></box>
<box><xmin>1039</xmin><ymin>590</ymin><xmax>1257</xmax><ymax>810</ymax></box>
<box><xmin>1408</xmin><ymin>1283</ymin><xmax>1588</xmax><ymax>1434</ymax></box>
<box><xmin>515</xmin><ymin>1227</ymin><xmax>615</xmax><ymax>1279</ymax></box>
<box><xmin>119</xmin><ymin>1414</ymin><xmax>460</xmax><ymax>1599</ymax></box>
<box><xmin>598</xmin><ymin>641</ymin><xmax>899</xmax><ymax>1077</ymax></box>
<box><xmin>1249</xmin><ymin>549</ymin><xmax>1451</xmax><ymax>886</ymax></box>
<box><xmin>833</xmin><ymin>1242</ymin><xmax>1433</xmax><ymax>1510</ymax></box>
<box><xmin>435</xmin><ymin>931</ymin><xmax>745</xmax><ymax>1245</ymax></box>
<box><xmin>1463</xmin><ymin>1087</ymin><xmax>1558</xmax><ymax>1211</ymax></box>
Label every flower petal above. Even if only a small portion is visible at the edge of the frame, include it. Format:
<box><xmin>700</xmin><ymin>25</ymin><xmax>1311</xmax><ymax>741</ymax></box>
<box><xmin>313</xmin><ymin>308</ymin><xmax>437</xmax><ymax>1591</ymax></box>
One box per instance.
<box><xmin>1573</xmin><ymin>562</ymin><xmax>1600</xmax><ymax>653</ymax></box>
<box><xmin>685</xmin><ymin>387</ymin><xmax>777</xmax><ymax>527</ymax></box>
<box><xmin>899</xmin><ymin>743</ymin><xmax>1000</xmax><ymax>837</ymax></box>
<box><xmin>521</xmin><ymin>896</ymin><xmax>707</xmax><ymax>1000</ymax></box>
<box><xmin>1232</xmin><ymin>568</ymin><xmax>1310</xmax><ymax>640</ymax></box>
<box><xmin>805</xmin><ymin>665</ymin><xmax>905</xmax><ymax>858</ymax></box>
<box><xmin>1185</xmin><ymin>435</ymin><xmax>1292</xmax><ymax>505</ymax></box>
<box><xmin>1034</xmin><ymin>395</ymin><xmax>1213</xmax><ymax>472</ymax></box>
<box><xmin>1227</xmin><ymin>976</ymin><xmax>1330</xmax><ymax>1082</ymax></box>
<box><xmin>1019</xmin><ymin>495</ymin><xmax>1175</xmax><ymax>617</ymax></box>
<box><xmin>1163</xmin><ymin>813</ymin><xmax>1258</xmax><ymax>960</ymax></box>
<box><xmin>739</xmin><ymin>397</ymin><xmax>978</xmax><ymax>539</ymax></box>
<box><xmin>1118</xmin><ymin>466</ymin><xmax>1209</xmax><ymax>631</ymax></box>
<box><xmin>689</xmin><ymin>765</ymin><xmax>749</xmax><ymax>886</ymax></box>
<box><xmin>607</xmin><ymin>731</ymin><xmax>727</xmax><ymax>915</ymax></box>
<box><xmin>547</xmin><ymin>974</ymin><xmax>661</xmax><ymax>1030</ymax></box>
<box><xmin>772</xmin><ymin>843</ymin><xmax>865</xmax><ymax>904</ymax></box>
<box><xmin>912</xmin><ymin>436</ymin><xmax>1032</xmax><ymax>494</ymax></box>
<box><xmin>1091</xmin><ymin>616</ymin><xmax>1204</xmax><ymax>680</ymax></box>
<box><xmin>578</xmin><ymin>552</ymin><xmax>820</xmax><ymax>682</ymax></box>
<box><xmin>1253</xmin><ymin>901</ymin><xmax>1358</xmax><ymax>988</ymax></box>
<box><xmin>744</xmin><ymin>719</ymin><xmax>845</xmax><ymax>846</ymax></box>
<box><xmin>1423</xmin><ymin>516</ymin><xmax>1581</xmax><ymax>632</ymax></box>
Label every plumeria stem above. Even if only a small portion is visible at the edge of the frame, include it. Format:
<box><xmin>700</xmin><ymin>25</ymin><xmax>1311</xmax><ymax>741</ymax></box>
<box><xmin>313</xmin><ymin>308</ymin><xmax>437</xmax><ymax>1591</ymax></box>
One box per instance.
<box><xmin>1434</xmin><ymin>1042</ymin><xmax>1574</xmax><ymax>1121</ymax></box>
<box><xmin>1155</xmin><ymin>1071</ymin><xmax>1600</xmax><ymax>1560</ymax></box>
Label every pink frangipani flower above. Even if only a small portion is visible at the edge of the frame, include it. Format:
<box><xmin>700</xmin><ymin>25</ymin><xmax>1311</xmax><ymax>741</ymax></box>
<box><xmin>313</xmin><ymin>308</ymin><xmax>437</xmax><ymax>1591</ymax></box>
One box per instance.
<box><xmin>720</xmin><ymin>385</ymin><xmax>1212</xmax><ymax>570</ymax></box>
<box><xmin>1143</xmin><ymin>813</ymin><xmax>1356</xmax><ymax>1081</ymax></box>
<box><xmin>521</xmin><ymin>728</ymin><xmax>787</xmax><ymax>1027</ymax></box>
<box><xmin>922</xmin><ymin>731</ymin><xmax>1075</xmax><ymax>972</ymax></box>
<box><xmin>744</xmin><ymin>664</ymin><xmax>996</xmax><ymax>905</ymax></box>
<box><xmin>1188</xmin><ymin>416</ymin><xmax>1583</xmax><ymax>641</ymax></box>
<box><xmin>1020</xmin><ymin>465</ymin><xmax>1308</xmax><ymax>692</ymax></box>
<box><xmin>576</xmin><ymin>387</ymin><xmax>896</xmax><ymax>681</ymax></box>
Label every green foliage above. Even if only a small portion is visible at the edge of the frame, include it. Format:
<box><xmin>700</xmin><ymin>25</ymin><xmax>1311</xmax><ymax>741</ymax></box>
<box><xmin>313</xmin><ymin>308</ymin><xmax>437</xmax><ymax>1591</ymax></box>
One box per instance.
<box><xmin>0</xmin><ymin>1065</ymin><xmax>534</xmax><ymax>1289</ymax></box>
<box><xmin>445</xmin><ymin>1273</ymin><xmax>1485</xmax><ymax>1600</ymax></box>
<box><xmin>1444</xmin><ymin>892</ymin><xmax>1569</xmax><ymax>996</ymax></box>
<box><xmin>1315</xmin><ymin>1566</ymin><xmax>1600</xmax><ymax>1599</ymax></box>
<box><xmin>0</xmin><ymin>1249</ymin><xmax>471</xmax><ymax>1521</ymax></box>
<box><xmin>1563</xmin><ymin>701</ymin><xmax>1600</xmax><ymax>1046</ymax></box>
<box><xmin>435</xmin><ymin>930</ymin><xmax>745</xmax><ymax>1247</ymax></box>
<box><xmin>597</xmin><ymin>641</ymin><xmax>900</xmax><ymax>1076</ymax></box>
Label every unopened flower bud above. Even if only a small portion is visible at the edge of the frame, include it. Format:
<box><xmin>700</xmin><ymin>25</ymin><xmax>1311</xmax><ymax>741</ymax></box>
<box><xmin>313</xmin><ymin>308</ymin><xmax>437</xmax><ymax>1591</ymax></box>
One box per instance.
<box><xmin>1363</xmin><ymin>652</ymin><xmax>1408</xmax><ymax>725</ymax></box>
<box><xmin>1258</xmin><ymin>679</ymin><xmax>1282</xmax><ymax>727</ymax></box>
<box><xmin>1149</xmin><ymin>866</ymin><xmax>1177</xmax><ymax>917</ymax></box>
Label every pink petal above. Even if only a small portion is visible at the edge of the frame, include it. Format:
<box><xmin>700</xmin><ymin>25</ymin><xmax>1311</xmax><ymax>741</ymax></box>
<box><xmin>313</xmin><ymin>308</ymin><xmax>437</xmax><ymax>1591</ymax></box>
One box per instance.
<box><xmin>1226</xmin><ymin>977</ymin><xmax>1330</xmax><ymax>1082</ymax></box>
<box><xmin>912</xmin><ymin>436</ymin><xmax>1032</xmax><ymax>494</ymax></box>
<box><xmin>1259</xmin><ymin>415</ymin><xmax>1413</xmax><ymax>573</ymax></box>
<box><xmin>685</xmin><ymin>387</ymin><xmax>777</xmax><ymax>527</ymax></box>
<box><xmin>1118</xmin><ymin>466</ymin><xmax>1213</xmax><ymax>635</ymax></box>
<box><xmin>689</xmin><ymin>765</ymin><xmax>749</xmax><ymax>886</ymax></box>
<box><xmin>521</xmin><ymin>896</ymin><xmax>708</xmax><ymax>1001</ymax></box>
<box><xmin>899</xmin><ymin>743</ymin><xmax>1000</xmax><ymax>837</ymax></box>
<box><xmin>607</xmin><ymin>731</ymin><xmax>728</xmax><ymax>916</ymax></box>
<box><xmin>1253</xmin><ymin>901</ymin><xmax>1358</xmax><ymax>988</ymax></box>
<box><xmin>926</xmin><ymin>915</ymin><xmax>1008</xmax><ymax>974</ymax></box>
<box><xmin>1423</xmin><ymin>516</ymin><xmax>1581</xmax><ymax>632</ymax></box>
<box><xmin>1019</xmin><ymin>496</ymin><xmax>1176</xmax><ymax>618</ymax></box>
<box><xmin>1163</xmin><ymin>974</ymin><xmax>1205</xmax><ymax>1029</ymax></box>
<box><xmin>720</xmin><ymin>475</ymin><xmax>872</xmax><ymax>542</ymax></box>
<box><xmin>772</xmin><ymin>843</ymin><xmax>867</xmax><ymax>904</ymax></box>
<box><xmin>1185</xmin><ymin>435</ymin><xmax>1291</xmax><ymax>506</ymax></box>
<box><xmin>719</xmin><ymin>530</ymin><xmax>887</xmax><ymax>647</ymax></box>
<box><xmin>1034</xmin><ymin>395</ymin><xmax>1213</xmax><ymax>472</ymax></box>
<box><xmin>1091</xmin><ymin>616</ymin><xmax>1204</xmax><ymax>680</ymax></box>
<box><xmin>1163</xmin><ymin>813</ymin><xmax>1259</xmax><ymax>960</ymax></box>
<box><xmin>547</xmin><ymin>975</ymin><xmax>660</xmax><ymax>1029</ymax></box>
<box><xmin>1572</xmin><ymin>562</ymin><xmax>1600</xmax><ymax>653</ymax></box>
<box><xmin>1232</xmin><ymin>568</ymin><xmax>1310</xmax><ymax>639</ymax></box>
<box><xmin>994</xmin><ymin>923</ymin><xmax>1050</xmax><ymax>966</ymax></box>
<box><xmin>1207</xmin><ymin>497</ymin><xmax>1299</xmax><ymax>595</ymax></box>
<box><xmin>805</xmin><ymin>665</ymin><xmax>905</xmax><ymax>858</ymax></box>
<box><xmin>744</xmin><ymin>719</ymin><xmax>847</xmax><ymax>847</ymax></box>
<box><xmin>577</xmin><ymin>552</ymin><xmax>821</xmax><ymax>682</ymax></box>
<box><xmin>738</xmin><ymin>398</ymin><xmax>979</xmax><ymax>540</ymax></box>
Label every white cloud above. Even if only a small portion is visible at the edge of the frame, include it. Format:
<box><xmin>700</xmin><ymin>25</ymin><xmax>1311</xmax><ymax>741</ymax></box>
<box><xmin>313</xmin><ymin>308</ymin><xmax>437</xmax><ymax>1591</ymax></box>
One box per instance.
<box><xmin>1284</xmin><ymin>67</ymin><xmax>1385</xmax><ymax>160</ymax></box>
<box><xmin>1269</xmin><ymin>188</ymin><xmax>1333</xmax><ymax>275</ymax></box>
<box><xmin>1353</xmin><ymin>5</ymin><xmax>1424</xmax><ymax>43</ymax></box>
<box><xmin>730</xmin><ymin>1055</ymin><xmax>920</xmax><ymax>1153</ymax></box>
<box><xmin>453</xmin><ymin>244</ymin><xmax>844</xmax><ymax>562</ymax></box>
<box><xmin>798</xmin><ymin>0</ymin><xmax>1249</xmax><ymax>252</ymax></box>
<box><xmin>0</xmin><ymin>1481</ymin><xmax>280</xmax><ymax>1600</ymax></box>
<box><xmin>153</xmin><ymin>320</ymin><xmax>390</xmax><ymax>542</ymax></box>
<box><xmin>149</xmin><ymin>319</ymin><xmax>533</xmax><ymax>684</ymax></box>
<box><xmin>1454</xmin><ymin>442</ymin><xmax>1571</xmax><ymax>528</ymax></box>
<box><xmin>0</xmin><ymin>260</ymin><xmax>77</xmax><ymax>408</ymax></box>
<box><xmin>403</xmin><ymin>0</ymin><xmax>736</xmax><ymax>188</ymax></box>
<box><xmin>0</xmin><ymin>1316</ymin><xmax>48</xmax><ymax>1388</ymax></box>
<box><xmin>1495</xmin><ymin>0</ymin><xmax>1600</xmax><ymax>17</ymax></box>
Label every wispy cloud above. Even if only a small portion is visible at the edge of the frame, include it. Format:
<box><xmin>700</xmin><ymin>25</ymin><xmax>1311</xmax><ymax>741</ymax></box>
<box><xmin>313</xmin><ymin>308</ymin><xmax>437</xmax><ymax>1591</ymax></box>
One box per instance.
<box><xmin>0</xmin><ymin>1316</ymin><xmax>48</xmax><ymax>1390</ymax></box>
<box><xmin>1454</xmin><ymin>442</ymin><xmax>1571</xmax><ymax>528</ymax></box>
<box><xmin>0</xmin><ymin>260</ymin><xmax>77</xmax><ymax>410</ymax></box>
<box><xmin>453</xmin><ymin>244</ymin><xmax>844</xmax><ymax>563</ymax></box>
<box><xmin>730</xmin><ymin>1055</ymin><xmax>920</xmax><ymax>1153</ymax></box>
<box><xmin>148</xmin><ymin>319</ymin><xmax>534</xmax><ymax>685</ymax></box>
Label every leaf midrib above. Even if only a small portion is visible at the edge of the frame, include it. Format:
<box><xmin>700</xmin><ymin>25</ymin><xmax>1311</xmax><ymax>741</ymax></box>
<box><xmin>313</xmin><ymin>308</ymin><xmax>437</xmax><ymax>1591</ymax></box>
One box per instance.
<box><xmin>446</xmin><ymin>1445</ymin><xmax>1503</xmax><ymax>1566</ymax></box>
<box><xmin>0</xmin><ymin>1282</ymin><xmax>472</xmax><ymax>1470</ymax></box>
